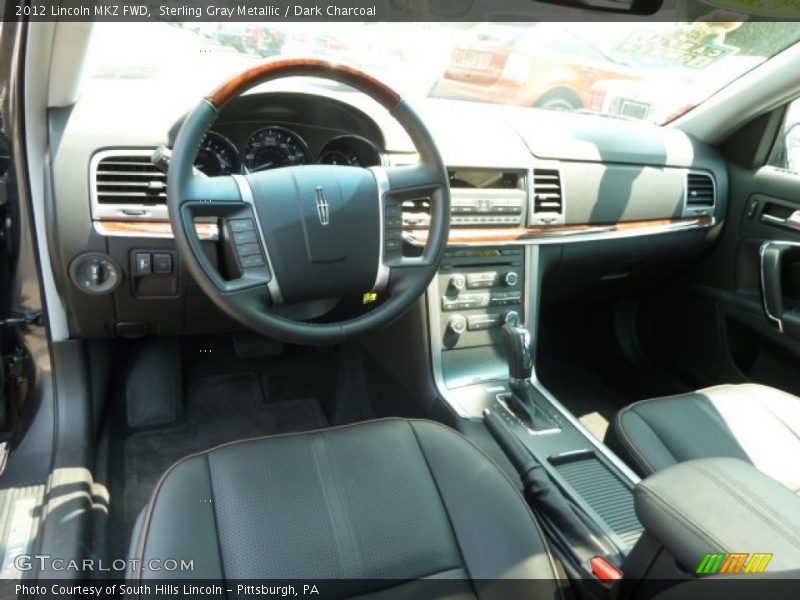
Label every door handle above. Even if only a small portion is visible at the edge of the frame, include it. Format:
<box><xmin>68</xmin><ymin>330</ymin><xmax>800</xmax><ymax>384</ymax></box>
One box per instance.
<box><xmin>761</xmin><ymin>209</ymin><xmax>800</xmax><ymax>232</ymax></box>
<box><xmin>759</xmin><ymin>240</ymin><xmax>800</xmax><ymax>336</ymax></box>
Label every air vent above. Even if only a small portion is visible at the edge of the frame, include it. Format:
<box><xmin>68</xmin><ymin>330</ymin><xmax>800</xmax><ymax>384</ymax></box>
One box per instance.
<box><xmin>93</xmin><ymin>151</ymin><xmax>166</xmax><ymax>206</ymax></box>
<box><xmin>402</xmin><ymin>196</ymin><xmax>431</xmax><ymax>228</ymax></box>
<box><xmin>685</xmin><ymin>172</ymin><xmax>715</xmax><ymax>210</ymax></box>
<box><xmin>531</xmin><ymin>168</ymin><xmax>564</xmax><ymax>225</ymax></box>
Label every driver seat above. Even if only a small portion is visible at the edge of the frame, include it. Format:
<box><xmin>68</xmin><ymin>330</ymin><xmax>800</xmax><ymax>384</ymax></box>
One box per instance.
<box><xmin>127</xmin><ymin>419</ymin><xmax>565</xmax><ymax>597</ymax></box>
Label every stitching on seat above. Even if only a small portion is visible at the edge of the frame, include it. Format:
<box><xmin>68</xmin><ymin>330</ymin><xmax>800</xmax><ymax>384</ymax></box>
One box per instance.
<box><xmin>405</xmin><ymin>421</ymin><xmax>476</xmax><ymax>591</ymax></box>
<box><xmin>613</xmin><ymin>409</ymin><xmax>654</xmax><ymax>475</ymax></box>
<box><xmin>409</xmin><ymin>420</ymin><xmax>567</xmax><ymax>598</ymax></box>
<box><xmin>636</xmin><ymin>484</ymin><xmax>729</xmax><ymax>552</ymax></box>
<box><xmin>613</xmin><ymin>408</ymin><xmax>662</xmax><ymax>475</ymax></box>
<box><xmin>205</xmin><ymin>453</ymin><xmax>226</xmax><ymax>582</ymax></box>
<box><xmin>310</xmin><ymin>432</ymin><xmax>363</xmax><ymax>578</ymax></box>
<box><xmin>323</xmin><ymin>432</ymin><xmax>365</xmax><ymax>578</ymax></box>
<box><xmin>689</xmin><ymin>462</ymin><xmax>800</xmax><ymax>550</ymax></box>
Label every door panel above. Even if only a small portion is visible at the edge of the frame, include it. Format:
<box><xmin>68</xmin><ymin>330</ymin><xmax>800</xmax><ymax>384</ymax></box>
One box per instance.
<box><xmin>640</xmin><ymin>139</ymin><xmax>800</xmax><ymax>394</ymax></box>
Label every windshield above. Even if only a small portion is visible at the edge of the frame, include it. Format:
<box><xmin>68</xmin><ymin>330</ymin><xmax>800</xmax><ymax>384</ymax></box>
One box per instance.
<box><xmin>84</xmin><ymin>21</ymin><xmax>800</xmax><ymax>124</ymax></box>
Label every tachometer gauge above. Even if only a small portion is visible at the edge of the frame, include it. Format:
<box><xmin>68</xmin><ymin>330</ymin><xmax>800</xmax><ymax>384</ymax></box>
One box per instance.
<box><xmin>318</xmin><ymin>135</ymin><xmax>382</xmax><ymax>168</ymax></box>
<box><xmin>194</xmin><ymin>132</ymin><xmax>239</xmax><ymax>176</ymax></box>
<box><xmin>243</xmin><ymin>126</ymin><xmax>310</xmax><ymax>172</ymax></box>
<box><xmin>319</xmin><ymin>149</ymin><xmax>360</xmax><ymax>166</ymax></box>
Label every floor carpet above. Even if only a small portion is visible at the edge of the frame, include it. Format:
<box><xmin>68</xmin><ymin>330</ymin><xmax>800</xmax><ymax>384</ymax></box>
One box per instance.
<box><xmin>120</xmin><ymin>371</ymin><xmax>328</xmax><ymax>548</ymax></box>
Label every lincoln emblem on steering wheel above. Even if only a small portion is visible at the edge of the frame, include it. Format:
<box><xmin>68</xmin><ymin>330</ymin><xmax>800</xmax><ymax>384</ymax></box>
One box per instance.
<box><xmin>315</xmin><ymin>187</ymin><xmax>330</xmax><ymax>226</ymax></box>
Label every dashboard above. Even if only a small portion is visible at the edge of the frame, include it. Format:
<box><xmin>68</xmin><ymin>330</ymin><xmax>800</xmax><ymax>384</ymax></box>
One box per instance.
<box><xmin>50</xmin><ymin>87</ymin><xmax>728</xmax><ymax>340</ymax></box>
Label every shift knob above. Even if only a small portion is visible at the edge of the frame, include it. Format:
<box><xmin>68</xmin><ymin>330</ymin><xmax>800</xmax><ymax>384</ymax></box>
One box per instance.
<box><xmin>501</xmin><ymin>323</ymin><xmax>533</xmax><ymax>382</ymax></box>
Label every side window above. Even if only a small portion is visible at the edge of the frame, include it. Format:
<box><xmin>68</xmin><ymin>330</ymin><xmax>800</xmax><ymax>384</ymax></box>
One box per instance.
<box><xmin>769</xmin><ymin>98</ymin><xmax>800</xmax><ymax>174</ymax></box>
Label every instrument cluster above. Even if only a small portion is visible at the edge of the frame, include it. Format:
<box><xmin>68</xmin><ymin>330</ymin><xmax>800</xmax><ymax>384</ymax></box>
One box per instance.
<box><xmin>193</xmin><ymin>127</ymin><xmax>383</xmax><ymax>176</ymax></box>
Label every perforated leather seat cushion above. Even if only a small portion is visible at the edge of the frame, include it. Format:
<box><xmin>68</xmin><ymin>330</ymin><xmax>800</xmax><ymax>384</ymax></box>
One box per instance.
<box><xmin>128</xmin><ymin>419</ymin><xmax>565</xmax><ymax>599</ymax></box>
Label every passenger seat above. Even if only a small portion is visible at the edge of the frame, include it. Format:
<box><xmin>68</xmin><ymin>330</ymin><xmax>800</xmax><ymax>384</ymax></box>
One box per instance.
<box><xmin>606</xmin><ymin>384</ymin><xmax>800</xmax><ymax>494</ymax></box>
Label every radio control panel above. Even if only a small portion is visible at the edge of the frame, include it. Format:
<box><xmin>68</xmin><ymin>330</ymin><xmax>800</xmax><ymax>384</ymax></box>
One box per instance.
<box><xmin>435</xmin><ymin>247</ymin><xmax>525</xmax><ymax>350</ymax></box>
<box><xmin>450</xmin><ymin>193</ymin><xmax>526</xmax><ymax>227</ymax></box>
<box><xmin>404</xmin><ymin>169</ymin><xmax>528</xmax><ymax>230</ymax></box>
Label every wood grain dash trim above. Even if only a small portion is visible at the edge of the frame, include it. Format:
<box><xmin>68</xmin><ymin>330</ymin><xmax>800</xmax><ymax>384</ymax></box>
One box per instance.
<box><xmin>407</xmin><ymin>216</ymin><xmax>714</xmax><ymax>245</ymax></box>
<box><xmin>96</xmin><ymin>221</ymin><xmax>218</xmax><ymax>239</ymax></box>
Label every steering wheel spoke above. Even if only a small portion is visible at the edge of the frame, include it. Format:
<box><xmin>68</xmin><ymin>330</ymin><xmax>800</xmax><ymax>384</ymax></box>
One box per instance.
<box><xmin>386</xmin><ymin>258</ymin><xmax>434</xmax><ymax>293</ymax></box>
<box><xmin>372</xmin><ymin>164</ymin><xmax>449</xmax><ymax>293</ymax></box>
<box><xmin>182</xmin><ymin>173</ymin><xmax>243</xmax><ymax>205</ymax></box>
<box><xmin>175</xmin><ymin>175</ymin><xmax>283</xmax><ymax>302</ymax></box>
<box><xmin>376</xmin><ymin>164</ymin><xmax>446</xmax><ymax>196</ymax></box>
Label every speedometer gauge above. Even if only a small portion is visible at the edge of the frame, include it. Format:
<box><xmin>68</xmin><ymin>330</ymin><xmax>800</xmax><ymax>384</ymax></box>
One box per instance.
<box><xmin>243</xmin><ymin>127</ymin><xmax>310</xmax><ymax>172</ymax></box>
<box><xmin>194</xmin><ymin>132</ymin><xmax>239</xmax><ymax>176</ymax></box>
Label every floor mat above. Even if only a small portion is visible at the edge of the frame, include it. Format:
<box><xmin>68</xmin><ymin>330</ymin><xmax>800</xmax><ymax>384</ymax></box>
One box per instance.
<box><xmin>120</xmin><ymin>372</ymin><xmax>328</xmax><ymax>547</ymax></box>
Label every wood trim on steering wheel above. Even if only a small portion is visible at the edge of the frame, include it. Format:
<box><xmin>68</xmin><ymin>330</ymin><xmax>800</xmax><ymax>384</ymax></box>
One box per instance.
<box><xmin>205</xmin><ymin>58</ymin><xmax>403</xmax><ymax>110</ymax></box>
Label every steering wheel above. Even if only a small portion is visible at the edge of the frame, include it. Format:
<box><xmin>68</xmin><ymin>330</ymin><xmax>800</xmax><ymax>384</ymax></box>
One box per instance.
<box><xmin>168</xmin><ymin>59</ymin><xmax>450</xmax><ymax>345</ymax></box>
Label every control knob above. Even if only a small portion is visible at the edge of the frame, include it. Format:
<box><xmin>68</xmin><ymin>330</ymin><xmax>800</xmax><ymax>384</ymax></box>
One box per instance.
<box><xmin>68</xmin><ymin>252</ymin><xmax>122</xmax><ymax>296</ymax></box>
<box><xmin>504</xmin><ymin>311</ymin><xmax>521</xmax><ymax>327</ymax></box>
<box><xmin>448</xmin><ymin>314</ymin><xmax>467</xmax><ymax>335</ymax></box>
<box><xmin>504</xmin><ymin>271</ymin><xmax>519</xmax><ymax>287</ymax></box>
<box><xmin>450</xmin><ymin>273</ymin><xmax>466</xmax><ymax>291</ymax></box>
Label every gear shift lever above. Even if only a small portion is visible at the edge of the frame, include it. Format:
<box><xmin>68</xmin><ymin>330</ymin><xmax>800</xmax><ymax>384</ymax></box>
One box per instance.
<box><xmin>501</xmin><ymin>323</ymin><xmax>539</xmax><ymax>427</ymax></box>
<box><xmin>501</xmin><ymin>323</ymin><xmax>533</xmax><ymax>384</ymax></box>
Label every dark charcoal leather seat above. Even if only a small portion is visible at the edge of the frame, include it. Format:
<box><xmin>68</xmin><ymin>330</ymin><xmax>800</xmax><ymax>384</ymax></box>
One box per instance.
<box><xmin>607</xmin><ymin>384</ymin><xmax>800</xmax><ymax>493</ymax></box>
<box><xmin>128</xmin><ymin>418</ymin><xmax>565</xmax><ymax>598</ymax></box>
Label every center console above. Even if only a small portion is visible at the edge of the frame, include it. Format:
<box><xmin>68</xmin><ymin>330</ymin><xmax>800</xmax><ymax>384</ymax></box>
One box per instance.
<box><xmin>424</xmin><ymin>166</ymin><xmax>646</xmax><ymax>586</ymax></box>
<box><xmin>422</xmin><ymin>169</ymin><xmax>529</xmax><ymax>395</ymax></box>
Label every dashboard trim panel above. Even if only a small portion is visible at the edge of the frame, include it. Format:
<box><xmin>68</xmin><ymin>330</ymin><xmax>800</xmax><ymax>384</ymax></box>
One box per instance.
<box><xmin>94</xmin><ymin>221</ymin><xmax>218</xmax><ymax>239</ymax></box>
<box><xmin>407</xmin><ymin>215</ymin><xmax>714</xmax><ymax>247</ymax></box>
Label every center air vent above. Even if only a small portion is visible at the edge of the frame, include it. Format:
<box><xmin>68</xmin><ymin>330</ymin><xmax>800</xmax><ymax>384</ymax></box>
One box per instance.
<box><xmin>91</xmin><ymin>149</ymin><xmax>170</xmax><ymax>221</ymax></box>
<box><xmin>685</xmin><ymin>172</ymin><xmax>716</xmax><ymax>213</ymax></box>
<box><xmin>531</xmin><ymin>168</ymin><xmax>565</xmax><ymax>226</ymax></box>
